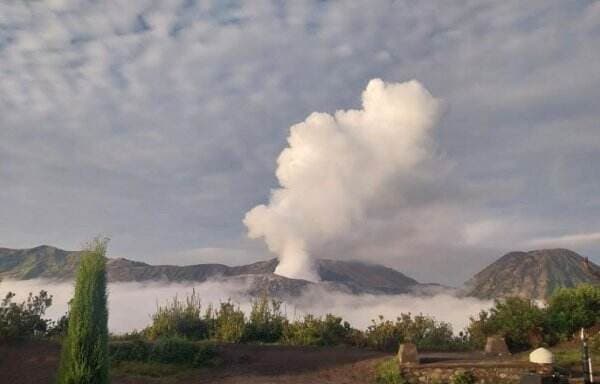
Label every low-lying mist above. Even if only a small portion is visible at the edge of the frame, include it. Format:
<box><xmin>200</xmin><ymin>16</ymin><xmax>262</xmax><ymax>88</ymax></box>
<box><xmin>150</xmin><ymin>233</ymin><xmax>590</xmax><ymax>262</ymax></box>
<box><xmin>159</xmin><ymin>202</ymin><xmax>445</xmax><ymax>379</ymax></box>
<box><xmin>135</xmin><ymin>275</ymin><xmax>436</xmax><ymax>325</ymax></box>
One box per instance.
<box><xmin>0</xmin><ymin>279</ymin><xmax>491</xmax><ymax>334</ymax></box>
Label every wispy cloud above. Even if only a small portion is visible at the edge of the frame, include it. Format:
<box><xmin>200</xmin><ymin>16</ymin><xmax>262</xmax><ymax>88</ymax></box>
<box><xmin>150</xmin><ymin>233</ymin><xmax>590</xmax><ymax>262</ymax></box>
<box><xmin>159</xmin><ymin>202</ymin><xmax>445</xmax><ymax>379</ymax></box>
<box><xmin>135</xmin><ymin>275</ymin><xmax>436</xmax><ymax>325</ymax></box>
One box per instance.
<box><xmin>527</xmin><ymin>232</ymin><xmax>600</xmax><ymax>248</ymax></box>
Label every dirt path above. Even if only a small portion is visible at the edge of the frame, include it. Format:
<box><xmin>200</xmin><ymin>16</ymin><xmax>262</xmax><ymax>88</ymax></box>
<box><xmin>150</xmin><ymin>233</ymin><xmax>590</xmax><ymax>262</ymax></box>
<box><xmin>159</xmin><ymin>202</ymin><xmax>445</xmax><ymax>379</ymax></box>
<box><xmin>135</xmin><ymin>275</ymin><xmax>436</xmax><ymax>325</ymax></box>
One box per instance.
<box><xmin>0</xmin><ymin>340</ymin><xmax>61</xmax><ymax>384</ymax></box>
<box><xmin>115</xmin><ymin>344</ymin><xmax>387</xmax><ymax>384</ymax></box>
<box><xmin>0</xmin><ymin>341</ymin><xmax>386</xmax><ymax>384</ymax></box>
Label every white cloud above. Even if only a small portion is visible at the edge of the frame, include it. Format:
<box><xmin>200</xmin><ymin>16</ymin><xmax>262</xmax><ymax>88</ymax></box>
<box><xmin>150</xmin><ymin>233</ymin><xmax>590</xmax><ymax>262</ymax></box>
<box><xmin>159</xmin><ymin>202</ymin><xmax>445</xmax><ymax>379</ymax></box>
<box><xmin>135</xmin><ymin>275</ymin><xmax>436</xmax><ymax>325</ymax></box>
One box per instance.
<box><xmin>0</xmin><ymin>1</ymin><xmax>599</xmax><ymax>284</ymax></box>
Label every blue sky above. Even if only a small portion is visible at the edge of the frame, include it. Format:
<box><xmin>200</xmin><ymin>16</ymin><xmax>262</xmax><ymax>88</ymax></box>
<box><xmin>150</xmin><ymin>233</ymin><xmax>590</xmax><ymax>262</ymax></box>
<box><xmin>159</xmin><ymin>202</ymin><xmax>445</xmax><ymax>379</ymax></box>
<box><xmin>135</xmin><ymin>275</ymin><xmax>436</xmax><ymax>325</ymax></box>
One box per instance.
<box><xmin>1</xmin><ymin>0</ymin><xmax>599</xmax><ymax>284</ymax></box>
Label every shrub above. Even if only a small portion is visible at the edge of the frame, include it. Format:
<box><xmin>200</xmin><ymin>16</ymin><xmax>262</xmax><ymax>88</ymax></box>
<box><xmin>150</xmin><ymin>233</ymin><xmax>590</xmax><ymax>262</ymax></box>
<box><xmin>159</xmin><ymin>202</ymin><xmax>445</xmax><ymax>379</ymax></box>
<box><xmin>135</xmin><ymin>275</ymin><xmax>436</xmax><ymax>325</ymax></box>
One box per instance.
<box><xmin>366</xmin><ymin>313</ymin><xmax>465</xmax><ymax>352</ymax></box>
<box><xmin>366</xmin><ymin>316</ymin><xmax>404</xmax><ymax>352</ymax></box>
<box><xmin>110</xmin><ymin>330</ymin><xmax>145</xmax><ymax>342</ymax></box>
<box><xmin>590</xmin><ymin>331</ymin><xmax>600</xmax><ymax>353</ymax></box>
<box><xmin>546</xmin><ymin>284</ymin><xmax>600</xmax><ymax>339</ymax></box>
<box><xmin>0</xmin><ymin>290</ymin><xmax>53</xmax><ymax>340</ymax></box>
<box><xmin>47</xmin><ymin>313</ymin><xmax>69</xmax><ymax>339</ymax></box>
<box><xmin>109</xmin><ymin>338</ymin><xmax>218</xmax><ymax>368</ymax></box>
<box><xmin>467</xmin><ymin>297</ymin><xmax>545</xmax><ymax>351</ymax></box>
<box><xmin>374</xmin><ymin>359</ymin><xmax>407</xmax><ymax>384</ymax></box>
<box><xmin>145</xmin><ymin>289</ymin><xmax>210</xmax><ymax>341</ymax></box>
<box><xmin>57</xmin><ymin>237</ymin><xmax>110</xmax><ymax>384</ymax></box>
<box><xmin>214</xmin><ymin>301</ymin><xmax>245</xmax><ymax>343</ymax></box>
<box><xmin>149</xmin><ymin>337</ymin><xmax>197</xmax><ymax>364</ymax></box>
<box><xmin>192</xmin><ymin>341</ymin><xmax>219</xmax><ymax>367</ymax></box>
<box><xmin>243</xmin><ymin>295</ymin><xmax>286</xmax><ymax>343</ymax></box>
<box><xmin>347</xmin><ymin>327</ymin><xmax>368</xmax><ymax>348</ymax></box>
<box><xmin>450</xmin><ymin>370</ymin><xmax>476</xmax><ymax>384</ymax></box>
<box><xmin>110</xmin><ymin>340</ymin><xmax>151</xmax><ymax>362</ymax></box>
<box><xmin>283</xmin><ymin>314</ymin><xmax>351</xmax><ymax>346</ymax></box>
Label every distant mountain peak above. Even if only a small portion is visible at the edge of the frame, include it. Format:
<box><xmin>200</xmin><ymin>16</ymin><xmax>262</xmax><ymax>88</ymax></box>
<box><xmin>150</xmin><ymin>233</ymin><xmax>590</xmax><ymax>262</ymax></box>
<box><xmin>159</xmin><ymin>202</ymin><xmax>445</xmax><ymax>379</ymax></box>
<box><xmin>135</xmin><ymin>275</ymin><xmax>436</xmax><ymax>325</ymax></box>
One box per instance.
<box><xmin>0</xmin><ymin>245</ymin><xmax>426</xmax><ymax>297</ymax></box>
<box><xmin>464</xmin><ymin>248</ymin><xmax>600</xmax><ymax>300</ymax></box>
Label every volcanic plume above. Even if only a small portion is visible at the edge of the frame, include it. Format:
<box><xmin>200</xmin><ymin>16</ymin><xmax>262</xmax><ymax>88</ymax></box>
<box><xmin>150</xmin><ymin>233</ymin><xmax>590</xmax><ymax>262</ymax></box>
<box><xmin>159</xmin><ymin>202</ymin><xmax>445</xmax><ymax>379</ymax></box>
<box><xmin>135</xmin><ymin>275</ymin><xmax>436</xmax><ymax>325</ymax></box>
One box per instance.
<box><xmin>244</xmin><ymin>79</ymin><xmax>441</xmax><ymax>281</ymax></box>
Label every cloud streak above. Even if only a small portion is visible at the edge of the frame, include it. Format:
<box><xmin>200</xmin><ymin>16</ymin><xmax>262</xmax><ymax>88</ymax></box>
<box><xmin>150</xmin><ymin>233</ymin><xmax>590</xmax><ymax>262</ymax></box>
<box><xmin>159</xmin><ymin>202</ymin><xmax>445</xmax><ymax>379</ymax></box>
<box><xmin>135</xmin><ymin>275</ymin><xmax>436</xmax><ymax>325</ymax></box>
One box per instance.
<box><xmin>527</xmin><ymin>232</ymin><xmax>600</xmax><ymax>248</ymax></box>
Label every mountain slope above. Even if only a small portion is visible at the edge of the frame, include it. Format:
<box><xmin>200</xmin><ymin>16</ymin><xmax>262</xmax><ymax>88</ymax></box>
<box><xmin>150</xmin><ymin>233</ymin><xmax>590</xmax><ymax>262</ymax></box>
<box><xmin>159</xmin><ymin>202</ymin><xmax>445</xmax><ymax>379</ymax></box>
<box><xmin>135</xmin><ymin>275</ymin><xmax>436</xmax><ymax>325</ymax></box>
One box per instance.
<box><xmin>464</xmin><ymin>248</ymin><xmax>600</xmax><ymax>300</ymax></box>
<box><xmin>0</xmin><ymin>245</ymin><xmax>421</xmax><ymax>296</ymax></box>
<box><xmin>0</xmin><ymin>245</ymin><xmax>81</xmax><ymax>280</ymax></box>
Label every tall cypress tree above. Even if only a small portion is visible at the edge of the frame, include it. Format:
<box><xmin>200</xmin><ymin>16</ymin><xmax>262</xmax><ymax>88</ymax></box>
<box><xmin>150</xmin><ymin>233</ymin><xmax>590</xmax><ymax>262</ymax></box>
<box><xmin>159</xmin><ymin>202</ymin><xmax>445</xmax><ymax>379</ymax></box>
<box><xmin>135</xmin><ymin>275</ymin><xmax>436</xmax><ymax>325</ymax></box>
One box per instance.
<box><xmin>57</xmin><ymin>238</ymin><xmax>109</xmax><ymax>384</ymax></box>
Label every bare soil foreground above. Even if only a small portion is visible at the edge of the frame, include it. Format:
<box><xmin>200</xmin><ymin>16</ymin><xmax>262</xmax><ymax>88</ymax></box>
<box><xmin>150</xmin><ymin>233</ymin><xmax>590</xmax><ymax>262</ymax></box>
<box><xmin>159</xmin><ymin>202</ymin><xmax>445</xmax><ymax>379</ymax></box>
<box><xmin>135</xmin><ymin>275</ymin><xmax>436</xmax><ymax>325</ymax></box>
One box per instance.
<box><xmin>2</xmin><ymin>341</ymin><xmax>597</xmax><ymax>383</ymax></box>
<box><xmin>0</xmin><ymin>341</ymin><xmax>386</xmax><ymax>384</ymax></box>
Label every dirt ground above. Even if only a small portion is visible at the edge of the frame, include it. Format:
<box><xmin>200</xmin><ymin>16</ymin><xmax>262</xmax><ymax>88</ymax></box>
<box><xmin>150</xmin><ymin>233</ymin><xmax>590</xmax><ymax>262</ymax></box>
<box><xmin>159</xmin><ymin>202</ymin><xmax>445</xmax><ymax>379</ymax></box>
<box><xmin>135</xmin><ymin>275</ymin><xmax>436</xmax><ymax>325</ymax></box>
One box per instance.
<box><xmin>2</xmin><ymin>341</ymin><xmax>596</xmax><ymax>384</ymax></box>
<box><xmin>0</xmin><ymin>341</ymin><xmax>386</xmax><ymax>384</ymax></box>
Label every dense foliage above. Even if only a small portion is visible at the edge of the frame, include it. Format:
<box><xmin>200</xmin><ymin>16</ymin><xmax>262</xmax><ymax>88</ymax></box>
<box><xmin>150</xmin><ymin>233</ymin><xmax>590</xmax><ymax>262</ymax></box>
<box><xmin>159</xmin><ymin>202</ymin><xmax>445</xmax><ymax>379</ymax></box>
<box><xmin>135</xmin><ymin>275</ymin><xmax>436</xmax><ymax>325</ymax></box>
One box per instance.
<box><xmin>243</xmin><ymin>296</ymin><xmax>286</xmax><ymax>343</ymax></box>
<box><xmin>366</xmin><ymin>313</ymin><xmax>467</xmax><ymax>352</ymax></box>
<box><xmin>546</xmin><ymin>284</ymin><xmax>600</xmax><ymax>339</ymax></box>
<box><xmin>282</xmin><ymin>314</ymin><xmax>352</xmax><ymax>346</ymax></box>
<box><xmin>141</xmin><ymin>290</ymin><xmax>473</xmax><ymax>351</ymax></box>
<box><xmin>467</xmin><ymin>297</ymin><xmax>546</xmax><ymax>351</ymax></box>
<box><xmin>0</xmin><ymin>290</ymin><xmax>53</xmax><ymax>340</ymax></box>
<box><xmin>57</xmin><ymin>238</ymin><xmax>110</xmax><ymax>384</ymax></box>
<box><xmin>110</xmin><ymin>338</ymin><xmax>218</xmax><ymax>367</ymax></box>
<box><xmin>213</xmin><ymin>301</ymin><xmax>246</xmax><ymax>342</ymax></box>
<box><xmin>145</xmin><ymin>289</ymin><xmax>209</xmax><ymax>341</ymax></box>
<box><xmin>467</xmin><ymin>284</ymin><xmax>600</xmax><ymax>351</ymax></box>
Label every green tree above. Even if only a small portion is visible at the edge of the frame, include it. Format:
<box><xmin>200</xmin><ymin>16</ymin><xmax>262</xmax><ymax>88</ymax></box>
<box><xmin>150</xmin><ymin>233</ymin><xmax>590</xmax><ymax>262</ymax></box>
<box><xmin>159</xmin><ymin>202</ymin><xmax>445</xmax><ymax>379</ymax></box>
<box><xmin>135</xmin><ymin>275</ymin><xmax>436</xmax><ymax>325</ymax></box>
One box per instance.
<box><xmin>546</xmin><ymin>284</ymin><xmax>600</xmax><ymax>339</ymax></box>
<box><xmin>467</xmin><ymin>297</ymin><xmax>545</xmax><ymax>351</ymax></box>
<box><xmin>57</xmin><ymin>238</ymin><xmax>110</xmax><ymax>384</ymax></box>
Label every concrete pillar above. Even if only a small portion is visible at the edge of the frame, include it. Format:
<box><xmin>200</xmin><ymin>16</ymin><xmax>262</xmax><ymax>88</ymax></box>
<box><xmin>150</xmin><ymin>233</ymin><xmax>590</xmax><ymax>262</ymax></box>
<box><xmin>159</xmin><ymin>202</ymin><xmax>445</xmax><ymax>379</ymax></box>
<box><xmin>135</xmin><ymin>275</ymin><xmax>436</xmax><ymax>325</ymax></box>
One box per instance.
<box><xmin>484</xmin><ymin>335</ymin><xmax>511</xmax><ymax>356</ymax></box>
<box><xmin>397</xmin><ymin>342</ymin><xmax>419</xmax><ymax>365</ymax></box>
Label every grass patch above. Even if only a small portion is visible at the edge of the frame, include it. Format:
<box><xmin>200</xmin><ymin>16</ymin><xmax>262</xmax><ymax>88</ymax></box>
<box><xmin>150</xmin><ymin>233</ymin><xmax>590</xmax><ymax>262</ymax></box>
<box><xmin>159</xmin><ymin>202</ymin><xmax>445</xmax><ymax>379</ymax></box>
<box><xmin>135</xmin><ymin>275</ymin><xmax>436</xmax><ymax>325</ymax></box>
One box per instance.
<box><xmin>374</xmin><ymin>359</ymin><xmax>407</xmax><ymax>384</ymax></box>
<box><xmin>552</xmin><ymin>345</ymin><xmax>600</xmax><ymax>371</ymax></box>
<box><xmin>111</xmin><ymin>361</ymin><xmax>186</xmax><ymax>378</ymax></box>
<box><xmin>513</xmin><ymin>342</ymin><xmax>600</xmax><ymax>377</ymax></box>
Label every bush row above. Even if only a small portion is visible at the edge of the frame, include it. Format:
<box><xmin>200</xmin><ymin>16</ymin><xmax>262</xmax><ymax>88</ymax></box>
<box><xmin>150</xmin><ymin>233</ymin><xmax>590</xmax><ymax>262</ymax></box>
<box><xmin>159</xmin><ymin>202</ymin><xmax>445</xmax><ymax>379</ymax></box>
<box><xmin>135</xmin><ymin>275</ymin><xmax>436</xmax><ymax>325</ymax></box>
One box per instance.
<box><xmin>141</xmin><ymin>291</ymin><xmax>470</xmax><ymax>351</ymax></box>
<box><xmin>110</xmin><ymin>337</ymin><xmax>218</xmax><ymax>367</ymax></box>
<box><xmin>4</xmin><ymin>283</ymin><xmax>598</xmax><ymax>354</ymax></box>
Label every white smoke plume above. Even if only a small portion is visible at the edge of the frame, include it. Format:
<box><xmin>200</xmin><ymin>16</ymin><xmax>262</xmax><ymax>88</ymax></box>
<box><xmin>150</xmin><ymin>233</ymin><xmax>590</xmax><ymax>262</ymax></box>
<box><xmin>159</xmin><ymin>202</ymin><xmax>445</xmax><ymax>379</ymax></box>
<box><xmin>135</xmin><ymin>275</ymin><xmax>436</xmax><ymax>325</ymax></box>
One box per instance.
<box><xmin>244</xmin><ymin>79</ymin><xmax>441</xmax><ymax>280</ymax></box>
<box><xmin>0</xmin><ymin>279</ymin><xmax>490</xmax><ymax>334</ymax></box>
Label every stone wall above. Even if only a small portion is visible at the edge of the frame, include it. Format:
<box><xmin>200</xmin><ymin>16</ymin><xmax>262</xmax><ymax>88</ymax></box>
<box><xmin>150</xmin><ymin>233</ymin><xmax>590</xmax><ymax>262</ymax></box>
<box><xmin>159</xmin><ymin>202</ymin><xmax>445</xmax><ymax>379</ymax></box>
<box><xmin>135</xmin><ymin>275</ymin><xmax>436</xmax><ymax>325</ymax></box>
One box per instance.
<box><xmin>400</xmin><ymin>363</ymin><xmax>553</xmax><ymax>384</ymax></box>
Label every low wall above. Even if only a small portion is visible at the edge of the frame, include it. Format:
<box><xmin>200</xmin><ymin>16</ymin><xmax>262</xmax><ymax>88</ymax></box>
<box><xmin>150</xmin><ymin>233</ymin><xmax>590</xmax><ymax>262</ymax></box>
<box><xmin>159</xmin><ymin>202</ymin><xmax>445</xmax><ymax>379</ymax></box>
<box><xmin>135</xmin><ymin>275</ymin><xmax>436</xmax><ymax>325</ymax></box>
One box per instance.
<box><xmin>400</xmin><ymin>362</ymin><xmax>553</xmax><ymax>384</ymax></box>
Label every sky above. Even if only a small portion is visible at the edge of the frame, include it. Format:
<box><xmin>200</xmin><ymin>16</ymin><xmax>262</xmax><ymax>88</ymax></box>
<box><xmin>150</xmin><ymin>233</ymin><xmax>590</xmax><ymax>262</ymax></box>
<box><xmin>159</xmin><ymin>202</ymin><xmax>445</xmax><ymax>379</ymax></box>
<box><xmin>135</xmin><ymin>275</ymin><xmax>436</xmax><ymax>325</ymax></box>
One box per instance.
<box><xmin>1</xmin><ymin>0</ymin><xmax>599</xmax><ymax>285</ymax></box>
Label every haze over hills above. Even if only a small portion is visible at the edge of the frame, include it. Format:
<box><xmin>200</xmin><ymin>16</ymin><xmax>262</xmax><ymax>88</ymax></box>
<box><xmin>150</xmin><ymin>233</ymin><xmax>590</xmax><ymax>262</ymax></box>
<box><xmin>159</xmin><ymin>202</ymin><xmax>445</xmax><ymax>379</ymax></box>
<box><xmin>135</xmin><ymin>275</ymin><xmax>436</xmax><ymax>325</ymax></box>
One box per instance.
<box><xmin>464</xmin><ymin>248</ymin><xmax>600</xmax><ymax>300</ymax></box>
<box><xmin>2</xmin><ymin>246</ymin><xmax>598</xmax><ymax>300</ymax></box>
<box><xmin>0</xmin><ymin>245</ymin><xmax>426</xmax><ymax>297</ymax></box>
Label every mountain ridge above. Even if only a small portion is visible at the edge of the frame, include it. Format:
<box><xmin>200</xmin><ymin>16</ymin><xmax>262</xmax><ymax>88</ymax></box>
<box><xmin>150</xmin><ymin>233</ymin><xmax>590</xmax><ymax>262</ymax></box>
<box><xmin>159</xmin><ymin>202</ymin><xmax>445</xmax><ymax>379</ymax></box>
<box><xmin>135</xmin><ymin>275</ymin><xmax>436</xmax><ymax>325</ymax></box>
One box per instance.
<box><xmin>0</xmin><ymin>245</ymin><xmax>424</xmax><ymax>297</ymax></box>
<box><xmin>463</xmin><ymin>248</ymin><xmax>600</xmax><ymax>300</ymax></box>
<box><xmin>3</xmin><ymin>245</ymin><xmax>598</xmax><ymax>300</ymax></box>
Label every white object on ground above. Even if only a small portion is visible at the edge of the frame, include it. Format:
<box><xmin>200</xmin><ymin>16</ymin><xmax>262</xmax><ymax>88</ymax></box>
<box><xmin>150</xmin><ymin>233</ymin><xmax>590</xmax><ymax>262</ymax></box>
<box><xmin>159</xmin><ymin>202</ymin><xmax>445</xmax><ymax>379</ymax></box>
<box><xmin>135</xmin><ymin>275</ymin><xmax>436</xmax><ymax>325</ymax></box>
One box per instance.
<box><xmin>529</xmin><ymin>347</ymin><xmax>554</xmax><ymax>364</ymax></box>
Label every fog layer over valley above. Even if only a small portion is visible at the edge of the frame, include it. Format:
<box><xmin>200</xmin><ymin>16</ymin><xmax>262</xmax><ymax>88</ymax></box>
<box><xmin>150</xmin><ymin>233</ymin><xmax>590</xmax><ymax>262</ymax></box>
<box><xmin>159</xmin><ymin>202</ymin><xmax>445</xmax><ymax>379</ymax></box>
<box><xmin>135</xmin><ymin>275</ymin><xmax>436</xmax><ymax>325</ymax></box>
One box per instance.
<box><xmin>0</xmin><ymin>279</ymin><xmax>491</xmax><ymax>334</ymax></box>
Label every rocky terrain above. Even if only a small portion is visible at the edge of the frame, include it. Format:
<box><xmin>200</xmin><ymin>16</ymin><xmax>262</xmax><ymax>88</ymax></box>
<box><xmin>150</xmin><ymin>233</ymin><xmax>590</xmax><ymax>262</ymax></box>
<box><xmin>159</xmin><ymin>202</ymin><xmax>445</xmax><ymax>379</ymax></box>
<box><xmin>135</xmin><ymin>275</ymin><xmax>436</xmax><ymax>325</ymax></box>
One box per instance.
<box><xmin>0</xmin><ymin>245</ymin><xmax>425</xmax><ymax>297</ymax></box>
<box><xmin>464</xmin><ymin>248</ymin><xmax>600</xmax><ymax>300</ymax></box>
